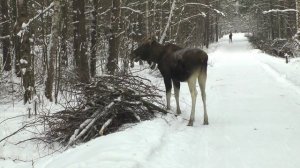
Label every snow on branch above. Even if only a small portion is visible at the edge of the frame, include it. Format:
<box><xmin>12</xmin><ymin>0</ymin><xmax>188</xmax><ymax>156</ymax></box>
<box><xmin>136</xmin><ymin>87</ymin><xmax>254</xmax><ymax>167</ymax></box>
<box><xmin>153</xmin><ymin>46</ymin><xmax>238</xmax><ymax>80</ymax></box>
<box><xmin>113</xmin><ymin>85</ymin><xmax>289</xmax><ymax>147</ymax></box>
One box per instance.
<box><xmin>16</xmin><ymin>2</ymin><xmax>54</xmax><ymax>38</ymax></box>
<box><xmin>0</xmin><ymin>20</ymin><xmax>9</xmax><ymax>26</ymax></box>
<box><xmin>293</xmin><ymin>31</ymin><xmax>300</xmax><ymax>46</ymax></box>
<box><xmin>214</xmin><ymin>9</ymin><xmax>225</xmax><ymax>16</ymax></box>
<box><xmin>263</xmin><ymin>9</ymin><xmax>298</xmax><ymax>14</ymax></box>
<box><xmin>67</xmin><ymin>100</ymin><xmax>118</xmax><ymax>147</ymax></box>
<box><xmin>97</xmin><ymin>8</ymin><xmax>111</xmax><ymax>16</ymax></box>
<box><xmin>121</xmin><ymin>6</ymin><xmax>142</xmax><ymax>14</ymax></box>
<box><xmin>172</xmin><ymin>13</ymin><xmax>206</xmax><ymax>26</ymax></box>
<box><xmin>181</xmin><ymin>3</ymin><xmax>225</xmax><ymax>16</ymax></box>
<box><xmin>0</xmin><ymin>35</ymin><xmax>10</xmax><ymax>40</ymax></box>
<box><xmin>94</xmin><ymin>6</ymin><xmax>142</xmax><ymax>17</ymax></box>
<box><xmin>29</xmin><ymin>2</ymin><xmax>54</xmax><ymax>24</ymax></box>
<box><xmin>19</xmin><ymin>2</ymin><xmax>54</xmax><ymax>31</ymax></box>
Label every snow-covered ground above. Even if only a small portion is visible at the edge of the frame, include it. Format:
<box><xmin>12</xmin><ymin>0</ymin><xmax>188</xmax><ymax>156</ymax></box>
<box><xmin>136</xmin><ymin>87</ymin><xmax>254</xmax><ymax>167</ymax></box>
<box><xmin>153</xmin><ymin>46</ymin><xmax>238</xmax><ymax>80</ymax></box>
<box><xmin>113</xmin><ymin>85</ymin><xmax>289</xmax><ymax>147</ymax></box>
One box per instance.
<box><xmin>1</xmin><ymin>33</ymin><xmax>300</xmax><ymax>168</ymax></box>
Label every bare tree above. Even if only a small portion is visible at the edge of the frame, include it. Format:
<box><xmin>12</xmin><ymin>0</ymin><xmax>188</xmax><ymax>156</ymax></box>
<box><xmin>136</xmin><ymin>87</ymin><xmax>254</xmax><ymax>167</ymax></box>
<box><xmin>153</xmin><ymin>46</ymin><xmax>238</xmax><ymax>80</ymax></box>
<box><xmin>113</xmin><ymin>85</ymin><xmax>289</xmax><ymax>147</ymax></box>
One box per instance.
<box><xmin>15</xmin><ymin>0</ymin><xmax>34</xmax><ymax>104</ymax></box>
<box><xmin>60</xmin><ymin>0</ymin><xmax>69</xmax><ymax>66</ymax></box>
<box><xmin>11</xmin><ymin>0</ymin><xmax>21</xmax><ymax>77</ymax></box>
<box><xmin>159</xmin><ymin>0</ymin><xmax>176</xmax><ymax>43</ymax></box>
<box><xmin>145</xmin><ymin>0</ymin><xmax>150</xmax><ymax>36</ymax></box>
<box><xmin>73</xmin><ymin>0</ymin><xmax>90</xmax><ymax>83</ymax></box>
<box><xmin>90</xmin><ymin>0</ymin><xmax>98</xmax><ymax>77</ymax></box>
<box><xmin>297</xmin><ymin>0</ymin><xmax>300</xmax><ymax>32</ymax></box>
<box><xmin>1</xmin><ymin>0</ymin><xmax>12</xmax><ymax>71</ymax></box>
<box><xmin>107</xmin><ymin>0</ymin><xmax>121</xmax><ymax>75</ymax></box>
<box><xmin>45</xmin><ymin>0</ymin><xmax>61</xmax><ymax>101</ymax></box>
<box><xmin>204</xmin><ymin>0</ymin><xmax>210</xmax><ymax>48</ymax></box>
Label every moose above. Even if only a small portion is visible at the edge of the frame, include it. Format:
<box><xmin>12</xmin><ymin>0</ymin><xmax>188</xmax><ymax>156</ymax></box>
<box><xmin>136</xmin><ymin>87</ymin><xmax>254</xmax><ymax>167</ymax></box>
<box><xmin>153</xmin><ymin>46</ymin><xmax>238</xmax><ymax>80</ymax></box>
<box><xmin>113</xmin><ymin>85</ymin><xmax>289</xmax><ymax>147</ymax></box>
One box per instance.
<box><xmin>131</xmin><ymin>37</ymin><xmax>208</xmax><ymax>126</ymax></box>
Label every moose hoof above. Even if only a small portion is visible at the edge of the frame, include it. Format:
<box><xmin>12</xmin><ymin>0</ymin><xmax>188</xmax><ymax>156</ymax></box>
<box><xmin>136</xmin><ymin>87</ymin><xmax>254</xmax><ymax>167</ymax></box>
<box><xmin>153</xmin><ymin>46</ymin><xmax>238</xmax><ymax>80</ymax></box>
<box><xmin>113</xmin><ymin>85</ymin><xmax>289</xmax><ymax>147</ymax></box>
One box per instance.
<box><xmin>187</xmin><ymin>120</ymin><xmax>194</xmax><ymax>126</ymax></box>
<box><xmin>176</xmin><ymin>110</ymin><xmax>181</xmax><ymax>115</ymax></box>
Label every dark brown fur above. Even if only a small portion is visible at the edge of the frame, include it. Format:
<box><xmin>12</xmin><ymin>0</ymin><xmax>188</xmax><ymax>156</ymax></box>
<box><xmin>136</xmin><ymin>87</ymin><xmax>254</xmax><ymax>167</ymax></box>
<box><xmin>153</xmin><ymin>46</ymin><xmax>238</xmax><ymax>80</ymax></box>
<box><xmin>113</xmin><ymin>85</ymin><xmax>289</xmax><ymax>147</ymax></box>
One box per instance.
<box><xmin>131</xmin><ymin>39</ymin><xmax>208</xmax><ymax>125</ymax></box>
<box><xmin>132</xmin><ymin>40</ymin><xmax>207</xmax><ymax>90</ymax></box>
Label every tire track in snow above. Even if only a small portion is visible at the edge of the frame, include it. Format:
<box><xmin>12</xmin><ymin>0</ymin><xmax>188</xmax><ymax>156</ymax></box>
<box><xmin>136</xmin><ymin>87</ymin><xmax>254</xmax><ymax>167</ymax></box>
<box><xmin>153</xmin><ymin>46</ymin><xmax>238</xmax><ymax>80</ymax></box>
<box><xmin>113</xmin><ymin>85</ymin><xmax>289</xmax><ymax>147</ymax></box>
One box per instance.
<box><xmin>140</xmin><ymin>118</ymin><xmax>212</xmax><ymax>168</ymax></box>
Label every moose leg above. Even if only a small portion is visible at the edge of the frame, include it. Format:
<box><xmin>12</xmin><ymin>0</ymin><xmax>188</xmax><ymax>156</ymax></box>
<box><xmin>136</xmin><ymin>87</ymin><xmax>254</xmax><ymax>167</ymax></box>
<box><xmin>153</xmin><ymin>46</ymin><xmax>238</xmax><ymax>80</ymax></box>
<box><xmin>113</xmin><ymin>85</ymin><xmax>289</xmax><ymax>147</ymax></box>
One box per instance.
<box><xmin>172</xmin><ymin>80</ymin><xmax>181</xmax><ymax>115</ymax></box>
<box><xmin>164</xmin><ymin>77</ymin><xmax>172</xmax><ymax>110</ymax></box>
<box><xmin>199</xmin><ymin>70</ymin><xmax>208</xmax><ymax>125</ymax></box>
<box><xmin>187</xmin><ymin>74</ymin><xmax>198</xmax><ymax>126</ymax></box>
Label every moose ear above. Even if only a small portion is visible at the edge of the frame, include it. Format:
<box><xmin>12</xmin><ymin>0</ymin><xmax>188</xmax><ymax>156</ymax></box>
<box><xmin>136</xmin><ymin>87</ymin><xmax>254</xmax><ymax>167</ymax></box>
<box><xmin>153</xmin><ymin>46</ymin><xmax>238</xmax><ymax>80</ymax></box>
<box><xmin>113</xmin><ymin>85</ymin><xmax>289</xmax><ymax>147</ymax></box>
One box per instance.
<box><xmin>145</xmin><ymin>35</ymin><xmax>157</xmax><ymax>44</ymax></box>
<box><xmin>149</xmin><ymin>35</ymin><xmax>157</xmax><ymax>44</ymax></box>
<box><xmin>151</xmin><ymin>35</ymin><xmax>157</xmax><ymax>42</ymax></box>
<box><xmin>146</xmin><ymin>37</ymin><xmax>152</xmax><ymax>43</ymax></box>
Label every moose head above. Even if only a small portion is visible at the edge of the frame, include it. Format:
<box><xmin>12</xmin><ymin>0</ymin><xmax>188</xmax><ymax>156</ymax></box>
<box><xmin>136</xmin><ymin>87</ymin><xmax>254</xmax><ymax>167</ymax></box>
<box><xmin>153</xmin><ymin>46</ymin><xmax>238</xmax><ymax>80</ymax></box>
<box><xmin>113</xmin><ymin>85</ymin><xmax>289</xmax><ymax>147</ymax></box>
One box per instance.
<box><xmin>130</xmin><ymin>37</ymin><xmax>161</xmax><ymax>64</ymax></box>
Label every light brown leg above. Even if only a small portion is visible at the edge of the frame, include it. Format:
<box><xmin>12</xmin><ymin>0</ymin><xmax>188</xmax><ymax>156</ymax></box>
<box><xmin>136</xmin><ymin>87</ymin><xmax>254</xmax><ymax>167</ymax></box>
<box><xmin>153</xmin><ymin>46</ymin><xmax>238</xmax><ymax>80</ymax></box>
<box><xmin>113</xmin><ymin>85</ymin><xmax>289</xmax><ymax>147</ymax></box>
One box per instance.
<box><xmin>187</xmin><ymin>73</ymin><xmax>198</xmax><ymax>126</ymax></box>
<box><xmin>166</xmin><ymin>91</ymin><xmax>171</xmax><ymax>110</ymax></box>
<box><xmin>173</xmin><ymin>80</ymin><xmax>181</xmax><ymax>115</ymax></box>
<box><xmin>198</xmin><ymin>71</ymin><xmax>208</xmax><ymax>125</ymax></box>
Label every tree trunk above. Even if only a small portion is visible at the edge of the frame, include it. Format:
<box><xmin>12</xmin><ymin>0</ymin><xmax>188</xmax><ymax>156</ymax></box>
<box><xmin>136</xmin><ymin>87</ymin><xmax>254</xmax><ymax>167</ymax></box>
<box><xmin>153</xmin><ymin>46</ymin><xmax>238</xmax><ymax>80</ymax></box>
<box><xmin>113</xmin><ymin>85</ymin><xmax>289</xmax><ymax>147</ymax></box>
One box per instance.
<box><xmin>269</xmin><ymin>0</ymin><xmax>275</xmax><ymax>40</ymax></box>
<box><xmin>279</xmin><ymin>0</ymin><xmax>286</xmax><ymax>38</ymax></box>
<box><xmin>73</xmin><ymin>0</ymin><xmax>90</xmax><ymax>83</ymax></box>
<box><xmin>90</xmin><ymin>0</ymin><xmax>98</xmax><ymax>77</ymax></box>
<box><xmin>73</xmin><ymin>0</ymin><xmax>80</xmax><ymax>66</ymax></box>
<box><xmin>205</xmin><ymin>0</ymin><xmax>210</xmax><ymax>48</ymax></box>
<box><xmin>216</xmin><ymin>0</ymin><xmax>220</xmax><ymax>42</ymax></box>
<box><xmin>145</xmin><ymin>0</ymin><xmax>149</xmax><ymax>36</ymax></box>
<box><xmin>15</xmin><ymin>0</ymin><xmax>34</xmax><ymax>104</ymax></box>
<box><xmin>295</xmin><ymin>0</ymin><xmax>300</xmax><ymax>34</ymax></box>
<box><xmin>61</xmin><ymin>0</ymin><xmax>68</xmax><ymax>66</ymax></box>
<box><xmin>107</xmin><ymin>0</ymin><xmax>121</xmax><ymax>75</ymax></box>
<box><xmin>40</xmin><ymin>0</ymin><xmax>47</xmax><ymax>84</ymax></box>
<box><xmin>1</xmin><ymin>0</ymin><xmax>12</xmax><ymax>71</ymax></box>
<box><xmin>159</xmin><ymin>0</ymin><xmax>176</xmax><ymax>43</ymax></box>
<box><xmin>11</xmin><ymin>0</ymin><xmax>21</xmax><ymax>76</ymax></box>
<box><xmin>45</xmin><ymin>0</ymin><xmax>60</xmax><ymax>101</ymax></box>
<box><xmin>152</xmin><ymin>0</ymin><xmax>157</xmax><ymax>36</ymax></box>
<box><xmin>286</xmin><ymin>0</ymin><xmax>297</xmax><ymax>37</ymax></box>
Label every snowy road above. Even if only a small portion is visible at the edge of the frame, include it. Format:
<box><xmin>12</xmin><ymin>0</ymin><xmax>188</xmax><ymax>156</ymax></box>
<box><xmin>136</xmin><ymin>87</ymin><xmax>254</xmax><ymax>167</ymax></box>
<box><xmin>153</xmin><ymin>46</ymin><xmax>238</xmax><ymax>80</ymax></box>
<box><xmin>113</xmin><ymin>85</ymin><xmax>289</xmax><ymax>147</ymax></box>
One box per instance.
<box><xmin>2</xmin><ymin>34</ymin><xmax>300</xmax><ymax>168</ymax></box>
<box><xmin>142</xmin><ymin>33</ymin><xmax>300</xmax><ymax>168</ymax></box>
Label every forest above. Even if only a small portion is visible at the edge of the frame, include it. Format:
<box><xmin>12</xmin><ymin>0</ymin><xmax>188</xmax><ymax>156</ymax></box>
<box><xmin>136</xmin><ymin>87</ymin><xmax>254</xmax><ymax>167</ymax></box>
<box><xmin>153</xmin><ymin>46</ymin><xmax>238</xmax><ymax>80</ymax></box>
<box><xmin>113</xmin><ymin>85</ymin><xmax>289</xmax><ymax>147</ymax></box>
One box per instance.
<box><xmin>1</xmin><ymin>0</ymin><xmax>300</xmax><ymax>104</ymax></box>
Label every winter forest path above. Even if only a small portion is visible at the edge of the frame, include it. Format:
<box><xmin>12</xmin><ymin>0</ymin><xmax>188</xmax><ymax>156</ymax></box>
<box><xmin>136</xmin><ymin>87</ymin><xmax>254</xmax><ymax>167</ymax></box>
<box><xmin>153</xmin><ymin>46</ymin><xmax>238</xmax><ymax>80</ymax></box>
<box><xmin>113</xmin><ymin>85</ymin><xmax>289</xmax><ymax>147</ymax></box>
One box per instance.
<box><xmin>30</xmin><ymin>34</ymin><xmax>300</xmax><ymax>168</ymax></box>
<box><xmin>144</xmin><ymin>33</ymin><xmax>300</xmax><ymax>168</ymax></box>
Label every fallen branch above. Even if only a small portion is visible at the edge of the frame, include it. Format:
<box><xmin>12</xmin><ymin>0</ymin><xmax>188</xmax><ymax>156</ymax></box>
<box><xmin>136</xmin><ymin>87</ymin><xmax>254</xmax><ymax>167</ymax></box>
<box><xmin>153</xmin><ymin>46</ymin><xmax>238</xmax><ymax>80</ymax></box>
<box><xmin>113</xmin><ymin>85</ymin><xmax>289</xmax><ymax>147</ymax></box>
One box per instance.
<box><xmin>43</xmin><ymin>75</ymin><xmax>166</xmax><ymax>146</ymax></box>
<box><xmin>67</xmin><ymin>100</ymin><xmax>118</xmax><ymax>147</ymax></box>
<box><xmin>0</xmin><ymin>124</ymin><xmax>30</xmax><ymax>143</ymax></box>
<box><xmin>99</xmin><ymin>118</ymin><xmax>113</xmax><ymax>136</ymax></box>
<box><xmin>0</xmin><ymin>115</ymin><xmax>27</xmax><ymax>125</ymax></box>
<box><xmin>141</xmin><ymin>99</ymin><xmax>169</xmax><ymax>114</ymax></box>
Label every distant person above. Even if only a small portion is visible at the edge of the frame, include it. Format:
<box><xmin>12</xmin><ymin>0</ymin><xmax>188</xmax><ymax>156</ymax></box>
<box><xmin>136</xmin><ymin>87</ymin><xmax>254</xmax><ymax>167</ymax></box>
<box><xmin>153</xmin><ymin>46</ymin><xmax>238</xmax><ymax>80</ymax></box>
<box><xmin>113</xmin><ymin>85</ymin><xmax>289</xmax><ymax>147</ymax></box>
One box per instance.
<box><xmin>229</xmin><ymin>32</ymin><xmax>233</xmax><ymax>43</ymax></box>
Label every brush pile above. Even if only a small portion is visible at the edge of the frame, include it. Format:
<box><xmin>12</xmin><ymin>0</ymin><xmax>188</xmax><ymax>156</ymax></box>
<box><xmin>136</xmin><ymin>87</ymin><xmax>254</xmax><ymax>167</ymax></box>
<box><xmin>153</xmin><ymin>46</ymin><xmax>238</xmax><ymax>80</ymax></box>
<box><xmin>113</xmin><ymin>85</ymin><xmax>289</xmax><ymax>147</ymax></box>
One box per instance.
<box><xmin>45</xmin><ymin>75</ymin><xmax>167</xmax><ymax>146</ymax></box>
